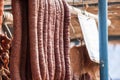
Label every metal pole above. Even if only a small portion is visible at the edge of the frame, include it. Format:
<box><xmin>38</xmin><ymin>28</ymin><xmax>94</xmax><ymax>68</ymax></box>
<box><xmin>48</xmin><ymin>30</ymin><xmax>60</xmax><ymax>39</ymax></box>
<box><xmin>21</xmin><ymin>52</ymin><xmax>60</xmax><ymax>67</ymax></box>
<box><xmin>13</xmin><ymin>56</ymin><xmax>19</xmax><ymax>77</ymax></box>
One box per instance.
<box><xmin>98</xmin><ymin>0</ymin><xmax>109</xmax><ymax>80</ymax></box>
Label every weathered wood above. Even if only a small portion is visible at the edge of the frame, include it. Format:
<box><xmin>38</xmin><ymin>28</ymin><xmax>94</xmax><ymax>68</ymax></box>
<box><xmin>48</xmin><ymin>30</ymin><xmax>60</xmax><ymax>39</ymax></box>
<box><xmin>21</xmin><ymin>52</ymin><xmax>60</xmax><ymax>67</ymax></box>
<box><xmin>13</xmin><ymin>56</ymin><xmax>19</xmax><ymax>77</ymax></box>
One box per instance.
<box><xmin>68</xmin><ymin>5</ymin><xmax>111</xmax><ymax>26</ymax></box>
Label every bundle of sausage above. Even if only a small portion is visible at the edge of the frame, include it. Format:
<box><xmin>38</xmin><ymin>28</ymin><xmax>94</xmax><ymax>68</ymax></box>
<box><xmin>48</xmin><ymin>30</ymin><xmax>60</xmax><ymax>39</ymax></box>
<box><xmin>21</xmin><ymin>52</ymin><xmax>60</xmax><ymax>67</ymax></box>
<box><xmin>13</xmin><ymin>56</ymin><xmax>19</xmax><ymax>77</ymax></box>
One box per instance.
<box><xmin>10</xmin><ymin>0</ymin><xmax>72</xmax><ymax>80</ymax></box>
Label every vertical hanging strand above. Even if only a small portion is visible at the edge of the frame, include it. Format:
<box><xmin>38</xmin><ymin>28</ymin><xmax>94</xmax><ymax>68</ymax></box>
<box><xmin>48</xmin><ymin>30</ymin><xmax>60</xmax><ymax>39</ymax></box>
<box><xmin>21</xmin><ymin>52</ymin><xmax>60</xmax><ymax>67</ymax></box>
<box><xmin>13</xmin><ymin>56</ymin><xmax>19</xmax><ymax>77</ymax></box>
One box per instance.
<box><xmin>54</xmin><ymin>0</ymin><xmax>62</xmax><ymax>80</ymax></box>
<box><xmin>51</xmin><ymin>1</ymin><xmax>56</xmax><ymax>80</ymax></box>
<box><xmin>37</xmin><ymin>0</ymin><xmax>46</xmax><ymax>80</ymax></box>
<box><xmin>10</xmin><ymin>0</ymin><xmax>22</xmax><ymax>80</ymax></box>
<box><xmin>43</xmin><ymin>0</ymin><xmax>49</xmax><ymax>79</ymax></box>
<box><xmin>47</xmin><ymin>0</ymin><xmax>53</xmax><ymax>79</ymax></box>
<box><xmin>47</xmin><ymin>0</ymin><xmax>56</xmax><ymax>79</ymax></box>
<box><xmin>59</xmin><ymin>0</ymin><xmax>66</xmax><ymax>80</ymax></box>
<box><xmin>63</xmin><ymin>0</ymin><xmax>72</xmax><ymax>80</ymax></box>
<box><xmin>28</xmin><ymin>0</ymin><xmax>42</xmax><ymax>79</ymax></box>
<box><xmin>0</xmin><ymin>0</ymin><xmax>4</xmax><ymax>33</ymax></box>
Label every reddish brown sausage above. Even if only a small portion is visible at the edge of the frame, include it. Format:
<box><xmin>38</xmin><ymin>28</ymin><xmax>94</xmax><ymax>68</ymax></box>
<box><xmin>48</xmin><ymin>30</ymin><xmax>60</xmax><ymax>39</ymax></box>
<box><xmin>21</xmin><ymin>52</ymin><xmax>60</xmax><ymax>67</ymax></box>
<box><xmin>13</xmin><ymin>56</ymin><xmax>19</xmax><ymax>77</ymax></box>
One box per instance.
<box><xmin>47</xmin><ymin>0</ymin><xmax>56</xmax><ymax>79</ymax></box>
<box><xmin>28</xmin><ymin>0</ymin><xmax>42</xmax><ymax>79</ymax></box>
<box><xmin>52</xmin><ymin>1</ymin><xmax>56</xmax><ymax>80</ymax></box>
<box><xmin>62</xmin><ymin>0</ymin><xmax>72</xmax><ymax>80</ymax></box>
<box><xmin>43</xmin><ymin>0</ymin><xmax>49</xmax><ymax>79</ymax></box>
<box><xmin>59</xmin><ymin>0</ymin><xmax>66</xmax><ymax>80</ymax></box>
<box><xmin>54</xmin><ymin>0</ymin><xmax>62</xmax><ymax>80</ymax></box>
<box><xmin>37</xmin><ymin>0</ymin><xmax>46</xmax><ymax>80</ymax></box>
<box><xmin>10</xmin><ymin>0</ymin><xmax>22</xmax><ymax>80</ymax></box>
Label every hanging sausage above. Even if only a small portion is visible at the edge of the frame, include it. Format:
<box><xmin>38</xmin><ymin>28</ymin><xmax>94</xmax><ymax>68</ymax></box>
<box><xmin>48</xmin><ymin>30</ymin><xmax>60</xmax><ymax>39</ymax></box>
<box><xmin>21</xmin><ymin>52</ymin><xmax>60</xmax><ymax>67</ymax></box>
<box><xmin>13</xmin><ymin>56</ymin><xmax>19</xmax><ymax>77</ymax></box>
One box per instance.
<box><xmin>10</xmin><ymin>0</ymin><xmax>71</xmax><ymax>80</ymax></box>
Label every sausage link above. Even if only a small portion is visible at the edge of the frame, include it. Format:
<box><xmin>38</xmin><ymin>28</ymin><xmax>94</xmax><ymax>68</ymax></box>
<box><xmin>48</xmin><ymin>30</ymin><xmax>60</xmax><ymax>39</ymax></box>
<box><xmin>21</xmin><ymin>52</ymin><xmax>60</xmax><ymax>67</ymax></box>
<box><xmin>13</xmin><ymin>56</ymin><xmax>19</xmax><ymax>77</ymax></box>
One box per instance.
<box><xmin>47</xmin><ymin>0</ymin><xmax>56</xmax><ymax>80</ymax></box>
<box><xmin>37</xmin><ymin>0</ymin><xmax>46</xmax><ymax>80</ymax></box>
<box><xmin>28</xmin><ymin>0</ymin><xmax>42</xmax><ymax>79</ymax></box>
<box><xmin>10</xmin><ymin>0</ymin><xmax>22</xmax><ymax>80</ymax></box>
<box><xmin>43</xmin><ymin>0</ymin><xmax>49</xmax><ymax>79</ymax></box>
<box><xmin>52</xmin><ymin>1</ymin><xmax>56</xmax><ymax>80</ymax></box>
<box><xmin>58</xmin><ymin>0</ymin><xmax>66</xmax><ymax>80</ymax></box>
<box><xmin>54</xmin><ymin>0</ymin><xmax>62</xmax><ymax>80</ymax></box>
<box><xmin>63</xmin><ymin>0</ymin><xmax>72</xmax><ymax>80</ymax></box>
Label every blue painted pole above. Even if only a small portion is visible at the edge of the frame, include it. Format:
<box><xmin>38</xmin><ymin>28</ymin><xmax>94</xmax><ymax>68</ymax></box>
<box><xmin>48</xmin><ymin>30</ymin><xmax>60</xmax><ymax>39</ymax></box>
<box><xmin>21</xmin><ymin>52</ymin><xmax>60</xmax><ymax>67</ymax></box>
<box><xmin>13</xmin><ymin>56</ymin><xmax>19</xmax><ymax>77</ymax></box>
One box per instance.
<box><xmin>98</xmin><ymin>0</ymin><xmax>109</xmax><ymax>80</ymax></box>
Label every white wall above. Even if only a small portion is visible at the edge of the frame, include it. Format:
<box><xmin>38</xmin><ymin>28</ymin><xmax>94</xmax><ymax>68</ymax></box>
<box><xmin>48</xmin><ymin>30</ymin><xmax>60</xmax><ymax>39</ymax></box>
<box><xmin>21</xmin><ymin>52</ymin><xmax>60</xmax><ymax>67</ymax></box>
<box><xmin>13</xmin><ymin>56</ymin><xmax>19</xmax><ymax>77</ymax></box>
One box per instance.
<box><xmin>108</xmin><ymin>44</ymin><xmax>120</xmax><ymax>79</ymax></box>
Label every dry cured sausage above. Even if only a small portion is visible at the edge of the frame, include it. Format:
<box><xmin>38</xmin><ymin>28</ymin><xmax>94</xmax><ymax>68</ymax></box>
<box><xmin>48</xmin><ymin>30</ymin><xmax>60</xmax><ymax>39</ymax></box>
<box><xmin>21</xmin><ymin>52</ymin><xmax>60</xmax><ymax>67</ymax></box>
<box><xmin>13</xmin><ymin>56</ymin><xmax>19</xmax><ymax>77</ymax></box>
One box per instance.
<box><xmin>54</xmin><ymin>0</ymin><xmax>62</xmax><ymax>80</ymax></box>
<box><xmin>10</xmin><ymin>0</ymin><xmax>22</xmax><ymax>80</ymax></box>
<box><xmin>28</xmin><ymin>0</ymin><xmax>42</xmax><ymax>79</ymax></box>
<box><xmin>47</xmin><ymin>0</ymin><xmax>56</xmax><ymax>79</ymax></box>
<box><xmin>43</xmin><ymin>0</ymin><xmax>49</xmax><ymax>79</ymax></box>
<box><xmin>63</xmin><ymin>0</ymin><xmax>72</xmax><ymax>80</ymax></box>
<box><xmin>37</xmin><ymin>0</ymin><xmax>46</xmax><ymax>80</ymax></box>
<box><xmin>59</xmin><ymin>0</ymin><xmax>66</xmax><ymax>80</ymax></box>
